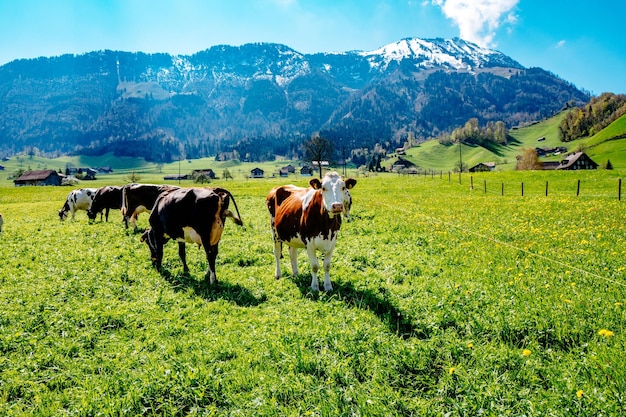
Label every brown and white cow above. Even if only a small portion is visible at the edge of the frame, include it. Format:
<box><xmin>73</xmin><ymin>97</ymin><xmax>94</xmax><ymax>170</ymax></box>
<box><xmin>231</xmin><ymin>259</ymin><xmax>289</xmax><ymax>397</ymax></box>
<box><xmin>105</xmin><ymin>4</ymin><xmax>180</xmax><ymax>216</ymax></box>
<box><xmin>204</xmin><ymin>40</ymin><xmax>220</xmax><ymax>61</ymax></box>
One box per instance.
<box><xmin>121</xmin><ymin>184</ymin><xmax>179</xmax><ymax>229</ymax></box>
<box><xmin>87</xmin><ymin>185</ymin><xmax>123</xmax><ymax>222</ymax></box>
<box><xmin>58</xmin><ymin>188</ymin><xmax>98</xmax><ymax>221</ymax></box>
<box><xmin>141</xmin><ymin>187</ymin><xmax>243</xmax><ymax>284</ymax></box>
<box><xmin>267</xmin><ymin>171</ymin><xmax>356</xmax><ymax>291</ymax></box>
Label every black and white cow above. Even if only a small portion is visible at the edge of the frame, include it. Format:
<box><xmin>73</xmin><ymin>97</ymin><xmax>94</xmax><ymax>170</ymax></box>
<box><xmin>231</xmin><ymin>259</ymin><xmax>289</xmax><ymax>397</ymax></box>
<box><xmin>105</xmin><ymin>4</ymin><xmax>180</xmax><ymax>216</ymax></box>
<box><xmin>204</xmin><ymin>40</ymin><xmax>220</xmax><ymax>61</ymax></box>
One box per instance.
<box><xmin>58</xmin><ymin>188</ymin><xmax>98</xmax><ymax>221</ymax></box>
<box><xmin>267</xmin><ymin>171</ymin><xmax>356</xmax><ymax>291</ymax></box>
<box><xmin>141</xmin><ymin>187</ymin><xmax>243</xmax><ymax>284</ymax></box>
<box><xmin>121</xmin><ymin>183</ymin><xmax>179</xmax><ymax>229</ymax></box>
<box><xmin>87</xmin><ymin>185</ymin><xmax>123</xmax><ymax>222</ymax></box>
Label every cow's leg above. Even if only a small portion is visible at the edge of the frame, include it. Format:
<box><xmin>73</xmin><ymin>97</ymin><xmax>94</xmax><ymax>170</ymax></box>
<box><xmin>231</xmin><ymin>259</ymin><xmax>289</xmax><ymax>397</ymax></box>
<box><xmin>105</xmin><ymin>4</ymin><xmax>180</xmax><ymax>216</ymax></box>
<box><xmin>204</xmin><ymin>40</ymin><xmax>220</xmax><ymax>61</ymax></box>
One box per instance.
<box><xmin>70</xmin><ymin>207</ymin><xmax>76</xmax><ymax>221</ymax></box>
<box><xmin>178</xmin><ymin>242</ymin><xmax>189</xmax><ymax>273</ymax></box>
<box><xmin>322</xmin><ymin>250</ymin><xmax>334</xmax><ymax>292</ymax></box>
<box><xmin>205</xmin><ymin>244</ymin><xmax>219</xmax><ymax>285</ymax></box>
<box><xmin>306</xmin><ymin>244</ymin><xmax>321</xmax><ymax>291</ymax></box>
<box><xmin>288</xmin><ymin>246</ymin><xmax>299</xmax><ymax>276</ymax></box>
<box><xmin>273</xmin><ymin>240</ymin><xmax>283</xmax><ymax>279</ymax></box>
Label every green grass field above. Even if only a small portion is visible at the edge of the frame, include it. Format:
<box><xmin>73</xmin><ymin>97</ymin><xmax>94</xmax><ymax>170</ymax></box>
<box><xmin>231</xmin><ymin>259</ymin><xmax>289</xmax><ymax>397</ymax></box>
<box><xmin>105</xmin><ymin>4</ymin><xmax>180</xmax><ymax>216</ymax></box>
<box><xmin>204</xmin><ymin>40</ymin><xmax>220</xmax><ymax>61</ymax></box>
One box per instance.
<box><xmin>1</xmin><ymin>170</ymin><xmax>625</xmax><ymax>415</ymax></box>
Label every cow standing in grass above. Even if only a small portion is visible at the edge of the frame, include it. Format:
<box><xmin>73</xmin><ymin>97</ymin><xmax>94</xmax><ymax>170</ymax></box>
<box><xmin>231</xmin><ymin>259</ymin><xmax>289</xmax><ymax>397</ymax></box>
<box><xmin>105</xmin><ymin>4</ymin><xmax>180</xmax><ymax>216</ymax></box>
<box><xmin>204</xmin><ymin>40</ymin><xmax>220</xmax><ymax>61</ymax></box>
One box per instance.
<box><xmin>87</xmin><ymin>185</ymin><xmax>123</xmax><ymax>222</ymax></box>
<box><xmin>141</xmin><ymin>187</ymin><xmax>243</xmax><ymax>284</ymax></box>
<box><xmin>267</xmin><ymin>171</ymin><xmax>356</xmax><ymax>291</ymax></box>
<box><xmin>121</xmin><ymin>184</ymin><xmax>179</xmax><ymax>229</ymax></box>
<box><xmin>58</xmin><ymin>188</ymin><xmax>97</xmax><ymax>221</ymax></box>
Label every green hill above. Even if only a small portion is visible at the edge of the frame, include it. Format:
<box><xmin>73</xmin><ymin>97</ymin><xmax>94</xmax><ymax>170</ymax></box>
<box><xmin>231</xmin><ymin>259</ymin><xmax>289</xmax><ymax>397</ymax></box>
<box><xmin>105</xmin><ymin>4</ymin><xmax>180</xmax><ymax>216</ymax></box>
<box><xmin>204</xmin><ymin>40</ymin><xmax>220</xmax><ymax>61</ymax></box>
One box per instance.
<box><xmin>399</xmin><ymin>112</ymin><xmax>626</xmax><ymax>171</ymax></box>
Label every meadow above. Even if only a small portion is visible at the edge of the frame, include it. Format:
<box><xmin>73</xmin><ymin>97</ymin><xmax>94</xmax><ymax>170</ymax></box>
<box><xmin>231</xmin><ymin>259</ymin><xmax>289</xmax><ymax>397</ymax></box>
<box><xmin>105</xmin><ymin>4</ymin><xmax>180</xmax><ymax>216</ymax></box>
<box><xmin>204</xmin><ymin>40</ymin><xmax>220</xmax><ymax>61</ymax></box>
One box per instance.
<box><xmin>1</xmin><ymin>169</ymin><xmax>625</xmax><ymax>416</ymax></box>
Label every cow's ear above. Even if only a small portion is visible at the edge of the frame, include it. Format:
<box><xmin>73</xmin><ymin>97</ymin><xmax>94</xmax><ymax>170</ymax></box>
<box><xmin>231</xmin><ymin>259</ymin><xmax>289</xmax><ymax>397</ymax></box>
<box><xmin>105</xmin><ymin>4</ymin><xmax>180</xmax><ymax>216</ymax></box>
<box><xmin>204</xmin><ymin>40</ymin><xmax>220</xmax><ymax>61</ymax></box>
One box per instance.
<box><xmin>310</xmin><ymin>178</ymin><xmax>322</xmax><ymax>189</ymax></box>
<box><xmin>345</xmin><ymin>178</ymin><xmax>357</xmax><ymax>189</ymax></box>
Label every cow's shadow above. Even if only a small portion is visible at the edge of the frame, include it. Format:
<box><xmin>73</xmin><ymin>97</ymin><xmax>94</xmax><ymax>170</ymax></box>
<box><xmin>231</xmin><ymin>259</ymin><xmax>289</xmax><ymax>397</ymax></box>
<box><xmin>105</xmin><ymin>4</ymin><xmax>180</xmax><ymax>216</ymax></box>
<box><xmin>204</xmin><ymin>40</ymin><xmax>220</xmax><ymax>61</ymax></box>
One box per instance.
<box><xmin>160</xmin><ymin>270</ymin><xmax>266</xmax><ymax>307</ymax></box>
<box><xmin>289</xmin><ymin>274</ymin><xmax>423</xmax><ymax>340</ymax></box>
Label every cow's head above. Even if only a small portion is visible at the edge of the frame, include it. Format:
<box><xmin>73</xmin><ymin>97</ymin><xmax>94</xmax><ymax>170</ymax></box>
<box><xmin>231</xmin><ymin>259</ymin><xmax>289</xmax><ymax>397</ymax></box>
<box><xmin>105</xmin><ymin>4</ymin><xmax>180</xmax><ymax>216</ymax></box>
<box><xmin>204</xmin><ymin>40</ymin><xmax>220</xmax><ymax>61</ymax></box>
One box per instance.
<box><xmin>86</xmin><ymin>208</ymin><xmax>98</xmax><ymax>221</ymax></box>
<box><xmin>310</xmin><ymin>172</ymin><xmax>357</xmax><ymax>218</ymax></box>
<box><xmin>140</xmin><ymin>227</ymin><xmax>161</xmax><ymax>269</ymax></box>
<box><xmin>58</xmin><ymin>203</ymin><xmax>69</xmax><ymax>221</ymax></box>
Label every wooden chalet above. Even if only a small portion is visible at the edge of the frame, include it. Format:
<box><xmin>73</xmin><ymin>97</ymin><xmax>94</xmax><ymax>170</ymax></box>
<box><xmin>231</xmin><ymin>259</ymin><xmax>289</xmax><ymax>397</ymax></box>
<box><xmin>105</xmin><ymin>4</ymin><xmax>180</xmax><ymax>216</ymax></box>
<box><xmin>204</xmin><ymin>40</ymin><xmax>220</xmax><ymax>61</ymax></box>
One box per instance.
<box><xmin>14</xmin><ymin>169</ymin><xmax>62</xmax><ymax>186</ymax></box>
<box><xmin>250</xmin><ymin>167</ymin><xmax>264</xmax><ymax>178</ymax></box>
<box><xmin>555</xmin><ymin>152</ymin><xmax>598</xmax><ymax>170</ymax></box>
<box><xmin>300</xmin><ymin>166</ymin><xmax>313</xmax><ymax>176</ymax></box>
<box><xmin>469</xmin><ymin>162</ymin><xmax>496</xmax><ymax>172</ymax></box>
<box><xmin>192</xmin><ymin>169</ymin><xmax>216</xmax><ymax>179</ymax></box>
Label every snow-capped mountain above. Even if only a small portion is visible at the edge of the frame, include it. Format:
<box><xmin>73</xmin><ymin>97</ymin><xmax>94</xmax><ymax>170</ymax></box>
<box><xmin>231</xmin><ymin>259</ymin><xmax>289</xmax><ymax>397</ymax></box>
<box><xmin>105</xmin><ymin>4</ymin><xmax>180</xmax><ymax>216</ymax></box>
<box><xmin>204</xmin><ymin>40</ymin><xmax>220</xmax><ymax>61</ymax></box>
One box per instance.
<box><xmin>0</xmin><ymin>37</ymin><xmax>588</xmax><ymax>160</ymax></box>
<box><xmin>360</xmin><ymin>37</ymin><xmax>522</xmax><ymax>72</ymax></box>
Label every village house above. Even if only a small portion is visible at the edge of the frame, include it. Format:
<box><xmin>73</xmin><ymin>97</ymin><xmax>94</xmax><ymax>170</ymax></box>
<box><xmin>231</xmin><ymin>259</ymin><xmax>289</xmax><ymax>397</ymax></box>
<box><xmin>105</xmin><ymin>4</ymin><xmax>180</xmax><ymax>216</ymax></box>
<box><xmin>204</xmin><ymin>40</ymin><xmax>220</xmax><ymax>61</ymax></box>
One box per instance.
<box><xmin>391</xmin><ymin>156</ymin><xmax>416</xmax><ymax>173</ymax></box>
<box><xmin>192</xmin><ymin>169</ymin><xmax>216</xmax><ymax>180</ymax></box>
<box><xmin>555</xmin><ymin>152</ymin><xmax>598</xmax><ymax>170</ymax></box>
<box><xmin>469</xmin><ymin>162</ymin><xmax>496</xmax><ymax>172</ymax></box>
<box><xmin>14</xmin><ymin>169</ymin><xmax>63</xmax><ymax>186</ymax></box>
<box><xmin>300</xmin><ymin>166</ymin><xmax>313</xmax><ymax>176</ymax></box>
<box><xmin>250</xmin><ymin>167</ymin><xmax>264</xmax><ymax>178</ymax></box>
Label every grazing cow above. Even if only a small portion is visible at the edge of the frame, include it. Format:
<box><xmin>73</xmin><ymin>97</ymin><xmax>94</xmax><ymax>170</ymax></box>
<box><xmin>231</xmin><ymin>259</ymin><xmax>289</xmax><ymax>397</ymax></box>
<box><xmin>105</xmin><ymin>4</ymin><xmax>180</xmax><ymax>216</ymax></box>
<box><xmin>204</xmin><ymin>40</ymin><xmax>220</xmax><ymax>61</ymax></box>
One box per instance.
<box><xmin>121</xmin><ymin>183</ymin><xmax>179</xmax><ymax>229</ymax></box>
<box><xmin>87</xmin><ymin>185</ymin><xmax>123</xmax><ymax>222</ymax></box>
<box><xmin>58</xmin><ymin>188</ymin><xmax>98</xmax><ymax>221</ymax></box>
<box><xmin>267</xmin><ymin>171</ymin><xmax>356</xmax><ymax>291</ymax></box>
<box><xmin>0</xmin><ymin>213</ymin><xmax>3</xmax><ymax>232</ymax></box>
<box><xmin>141</xmin><ymin>187</ymin><xmax>243</xmax><ymax>284</ymax></box>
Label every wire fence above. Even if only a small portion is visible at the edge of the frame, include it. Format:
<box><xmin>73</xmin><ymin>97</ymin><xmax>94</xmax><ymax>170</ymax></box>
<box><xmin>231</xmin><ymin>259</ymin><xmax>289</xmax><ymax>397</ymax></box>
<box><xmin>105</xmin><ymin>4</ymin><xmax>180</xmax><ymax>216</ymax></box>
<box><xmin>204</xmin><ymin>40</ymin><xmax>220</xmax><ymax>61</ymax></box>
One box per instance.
<box><xmin>399</xmin><ymin>169</ymin><xmax>625</xmax><ymax>201</ymax></box>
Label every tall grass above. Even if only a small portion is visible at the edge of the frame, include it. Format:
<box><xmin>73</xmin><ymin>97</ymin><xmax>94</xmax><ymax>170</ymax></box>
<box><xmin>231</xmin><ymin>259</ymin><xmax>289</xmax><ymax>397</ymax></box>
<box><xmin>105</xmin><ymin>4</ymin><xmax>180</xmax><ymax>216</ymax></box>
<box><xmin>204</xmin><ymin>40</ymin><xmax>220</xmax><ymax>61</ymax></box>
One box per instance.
<box><xmin>1</xmin><ymin>170</ymin><xmax>625</xmax><ymax>415</ymax></box>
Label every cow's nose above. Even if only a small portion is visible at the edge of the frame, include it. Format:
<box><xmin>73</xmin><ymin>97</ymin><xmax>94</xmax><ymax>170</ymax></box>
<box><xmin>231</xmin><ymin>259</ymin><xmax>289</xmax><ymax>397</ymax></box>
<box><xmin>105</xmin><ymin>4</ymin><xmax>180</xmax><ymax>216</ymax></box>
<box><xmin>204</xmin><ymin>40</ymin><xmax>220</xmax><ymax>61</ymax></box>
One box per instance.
<box><xmin>331</xmin><ymin>202</ymin><xmax>344</xmax><ymax>213</ymax></box>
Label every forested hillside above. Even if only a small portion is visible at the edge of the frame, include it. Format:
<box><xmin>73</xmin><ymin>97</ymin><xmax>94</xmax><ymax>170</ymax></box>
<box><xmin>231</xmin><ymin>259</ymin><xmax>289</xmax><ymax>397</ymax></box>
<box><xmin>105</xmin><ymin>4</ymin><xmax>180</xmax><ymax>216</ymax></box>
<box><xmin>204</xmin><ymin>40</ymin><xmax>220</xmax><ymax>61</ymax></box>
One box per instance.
<box><xmin>0</xmin><ymin>39</ymin><xmax>590</xmax><ymax>162</ymax></box>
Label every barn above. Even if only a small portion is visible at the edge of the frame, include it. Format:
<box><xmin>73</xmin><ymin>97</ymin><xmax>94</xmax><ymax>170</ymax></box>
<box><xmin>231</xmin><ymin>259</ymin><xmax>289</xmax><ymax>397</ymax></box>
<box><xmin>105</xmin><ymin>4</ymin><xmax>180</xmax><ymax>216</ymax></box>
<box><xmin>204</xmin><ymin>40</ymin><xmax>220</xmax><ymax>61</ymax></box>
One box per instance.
<box><xmin>14</xmin><ymin>169</ymin><xmax>62</xmax><ymax>186</ymax></box>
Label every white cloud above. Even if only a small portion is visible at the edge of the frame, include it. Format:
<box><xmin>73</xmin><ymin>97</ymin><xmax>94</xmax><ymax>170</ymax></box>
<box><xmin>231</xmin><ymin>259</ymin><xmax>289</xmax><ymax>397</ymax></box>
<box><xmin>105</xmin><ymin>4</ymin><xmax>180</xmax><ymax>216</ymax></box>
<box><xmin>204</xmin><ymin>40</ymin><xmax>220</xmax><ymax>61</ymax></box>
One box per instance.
<box><xmin>556</xmin><ymin>40</ymin><xmax>566</xmax><ymax>48</ymax></box>
<box><xmin>431</xmin><ymin>0</ymin><xmax>518</xmax><ymax>47</ymax></box>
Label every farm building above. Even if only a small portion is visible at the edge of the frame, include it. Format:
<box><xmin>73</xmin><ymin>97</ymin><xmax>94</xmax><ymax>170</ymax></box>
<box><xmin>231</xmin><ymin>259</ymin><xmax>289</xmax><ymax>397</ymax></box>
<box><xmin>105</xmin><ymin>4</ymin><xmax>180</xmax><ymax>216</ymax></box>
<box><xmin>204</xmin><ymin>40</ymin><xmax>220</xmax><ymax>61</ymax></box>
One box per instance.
<box><xmin>282</xmin><ymin>164</ymin><xmax>296</xmax><ymax>174</ymax></box>
<box><xmin>469</xmin><ymin>162</ymin><xmax>496</xmax><ymax>172</ymax></box>
<box><xmin>192</xmin><ymin>169</ymin><xmax>216</xmax><ymax>179</ymax></box>
<box><xmin>14</xmin><ymin>169</ymin><xmax>62</xmax><ymax>186</ymax></box>
<box><xmin>300</xmin><ymin>166</ymin><xmax>313</xmax><ymax>176</ymax></box>
<box><xmin>391</xmin><ymin>156</ymin><xmax>416</xmax><ymax>172</ymax></box>
<box><xmin>250</xmin><ymin>167</ymin><xmax>264</xmax><ymax>178</ymax></box>
<box><xmin>556</xmin><ymin>152</ymin><xmax>598</xmax><ymax>170</ymax></box>
<box><xmin>164</xmin><ymin>174</ymin><xmax>189</xmax><ymax>180</ymax></box>
<box><xmin>279</xmin><ymin>168</ymin><xmax>290</xmax><ymax>177</ymax></box>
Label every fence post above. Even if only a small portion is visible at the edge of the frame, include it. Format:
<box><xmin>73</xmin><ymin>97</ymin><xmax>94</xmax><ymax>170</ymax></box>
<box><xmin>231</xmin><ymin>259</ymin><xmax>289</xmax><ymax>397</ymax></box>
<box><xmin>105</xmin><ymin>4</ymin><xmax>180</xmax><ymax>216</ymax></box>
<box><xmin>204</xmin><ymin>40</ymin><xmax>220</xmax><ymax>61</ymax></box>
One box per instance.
<box><xmin>521</xmin><ymin>182</ymin><xmax>524</xmax><ymax>197</ymax></box>
<box><xmin>577</xmin><ymin>179</ymin><xmax>580</xmax><ymax>197</ymax></box>
<box><xmin>501</xmin><ymin>182</ymin><xmax>504</xmax><ymax>196</ymax></box>
<box><xmin>470</xmin><ymin>176</ymin><xmax>474</xmax><ymax>190</ymax></box>
<box><xmin>484</xmin><ymin>180</ymin><xmax>487</xmax><ymax>194</ymax></box>
<box><xmin>546</xmin><ymin>181</ymin><xmax>548</xmax><ymax>197</ymax></box>
<box><xmin>619</xmin><ymin>178</ymin><xmax>622</xmax><ymax>201</ymax></box>
<box><xmin>448</xmin><ymin>171</ymin><xmax>451</xmax><ymax>182</ymax></box>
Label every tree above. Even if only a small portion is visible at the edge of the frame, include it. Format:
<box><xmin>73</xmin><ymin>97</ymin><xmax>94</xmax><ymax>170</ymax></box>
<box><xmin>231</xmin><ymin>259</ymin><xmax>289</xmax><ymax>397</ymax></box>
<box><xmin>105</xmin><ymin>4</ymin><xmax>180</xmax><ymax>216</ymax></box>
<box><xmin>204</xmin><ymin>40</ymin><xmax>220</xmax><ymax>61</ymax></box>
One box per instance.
<box><xmin>516</xmin><ymin>148</ymin><xmax>543</xmax><ymax>170</ymax></box>
<box><xmin>304</xmin><ymin>135</ymin><xmax>334</xmax><ymax>179</ymax></box>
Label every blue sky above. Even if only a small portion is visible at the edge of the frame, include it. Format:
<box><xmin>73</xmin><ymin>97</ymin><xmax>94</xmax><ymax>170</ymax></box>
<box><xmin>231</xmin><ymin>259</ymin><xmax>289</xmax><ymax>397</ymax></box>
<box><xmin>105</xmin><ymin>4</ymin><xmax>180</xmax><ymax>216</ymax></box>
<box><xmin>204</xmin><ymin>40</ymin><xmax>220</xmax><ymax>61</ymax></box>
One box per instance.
<box><xmin>0</xmin><ymin>0</ymin><xmax>624</xmax><ymax>95</ymax></box>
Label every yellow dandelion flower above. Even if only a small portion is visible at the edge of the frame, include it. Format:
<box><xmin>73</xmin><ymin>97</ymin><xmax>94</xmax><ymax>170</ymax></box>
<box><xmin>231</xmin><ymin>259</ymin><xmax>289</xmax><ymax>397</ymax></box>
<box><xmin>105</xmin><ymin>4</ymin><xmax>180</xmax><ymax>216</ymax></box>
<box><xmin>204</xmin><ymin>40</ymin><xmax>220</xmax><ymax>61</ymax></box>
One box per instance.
<box><xmin>448</xmin><ymin>367</ymin><xmax>456</xmax><ymax>375</ymax></box>
<box><xmin>522</xmin><ymin>349</ymin><xmax>531</xmax><ymax>356</ymax></box>
<box><xmin>598</xmin><ymin>329</ymin><xmax>614</xmax><ymax>337</ymax></box>
<box><xmin>576</xmin><ymin>390</ymin><xmax>584</xmax><ymax>398</ymax></box>
<box><xmin>467</xmin><ymin>342</ymin><xmax>474</xmax><ymax>349</ymax></box>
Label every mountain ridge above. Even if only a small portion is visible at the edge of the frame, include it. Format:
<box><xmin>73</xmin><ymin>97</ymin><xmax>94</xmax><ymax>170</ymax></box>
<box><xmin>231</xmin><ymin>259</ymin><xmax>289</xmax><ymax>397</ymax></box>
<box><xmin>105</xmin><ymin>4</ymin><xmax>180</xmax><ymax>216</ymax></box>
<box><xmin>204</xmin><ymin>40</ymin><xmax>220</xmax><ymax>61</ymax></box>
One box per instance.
<box><xmin>0</xmin><ymin>37</ymin><xmax>589</xmax><ymax>161</ymax></box>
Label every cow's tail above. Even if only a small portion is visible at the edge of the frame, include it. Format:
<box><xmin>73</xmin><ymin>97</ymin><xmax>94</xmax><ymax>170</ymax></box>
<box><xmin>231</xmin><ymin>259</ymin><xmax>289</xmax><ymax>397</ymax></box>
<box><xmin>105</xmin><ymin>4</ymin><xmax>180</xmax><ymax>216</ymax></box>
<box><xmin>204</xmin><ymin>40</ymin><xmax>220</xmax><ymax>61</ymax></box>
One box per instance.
<box><xmin>215</xmin><ymin>188</ymin><xmax>243</xmax><ymax>227</ymax></box>
<box><xmin>120</xmin><ymin>185</ymin><xmax>130</xmax><ymax>228</ymax></box>
<box><xmin>121</xmin><ymin>186</ymin><xmax>128</xmax><ymax>217</ymax></box>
